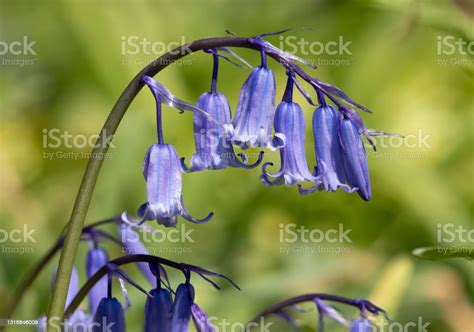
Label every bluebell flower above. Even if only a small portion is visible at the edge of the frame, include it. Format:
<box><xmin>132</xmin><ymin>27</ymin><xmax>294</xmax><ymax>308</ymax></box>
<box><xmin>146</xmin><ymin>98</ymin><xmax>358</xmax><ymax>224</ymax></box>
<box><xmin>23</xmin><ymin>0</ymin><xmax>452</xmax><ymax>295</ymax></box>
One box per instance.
<box><xmin>350</xmin><ymin>318</ymin><xmax>374</xmax><ymax>332</ymax></box>
<box><xmin>315</xmin><ymin>298</ymin><xmax>349</xmax><ymax>327</ymax></box>
<box><xmin>232</xmin><ymin>65</ymin><xmax>277</xmax><ymax>149</ymax></box>
<box><xmin>299</xmin><ymin>104</ymin><xmax>354</xmax><ymax>195</ymax></box>
<box><xmin>37</xmin><ymin>266</ymin><xmax>92</xmax><ymax>331</ymax></box>
<box><xmin>119</xmin><ymin>224</ymin><xmax>156</xmax><ymax>285</ymax></box>
<box><xmin>261</xmin><ymin>75</ymin><xmax>318</xmax><ymax>186</ymax></box>
<box><xmin>122</xmin><ymin>77</ymin><xmax>214</xmax><ymax>227</ymax></box>
<box><xmin>170</xmin><ymin>282</ymin><xmax>195</xmax><ymax>332</ymax></box>
<box><xmin>92</xmin><ymin>297</ymin><xmax>126</xmax><ymax>332</ymax></box>
<box><xmin>182</xmin><ymin>91</ymin><xmax>263</xmax><ymax>171</ymax></box>
<box><xmin>86</xmin><ymin>246</ymin><xmax>109</xmax><ymax>314</ymax></box>
<box><xmin>191</xmin><ymin>304</ymin><xmax>216</xmax><ymax>332</ymax></box>
<box><xmin>144</xmin><ymin>287</ymin><xmax>173</xmax><ymax>331</ymax></box>
<box><xmin>122</xmin><ymin>143</ymin><xmax>213</xmax><ymax>227</ymax></box>
<box><xmin>339</xmin><ymin>117</ymin><xmax>371</xmax><ymax>201</ymax></box>
<box><xmin>249</xmin><ymin>293</ymin><xmax>386</xmax><ymax>332</ymax></box>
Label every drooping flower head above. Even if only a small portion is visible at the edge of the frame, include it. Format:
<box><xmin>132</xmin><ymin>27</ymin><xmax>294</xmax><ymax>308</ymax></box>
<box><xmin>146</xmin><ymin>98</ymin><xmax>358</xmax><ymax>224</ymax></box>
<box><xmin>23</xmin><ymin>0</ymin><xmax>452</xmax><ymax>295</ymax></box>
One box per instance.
<box><xmin>122</xmin><ymin>77</ymin><xmax>213</xmax><ymax>227</ymax></box>
<box><xmin>339</xmin><ymin>116</ymin><xmax>371</xmax><ymax>201</ymax></box>
<box><xmin>141</xmin><ymin>262</ymin><xmax>237</xmax><ymax>332</ymax></box>
<box><xmin>350</xmin><ymin>318</ymin><xmax>374</xmax><ymax>332</ymax></box>
<box><xmin>249</xmin><ymin>293</ymin><xmax>386</xmax><ymax>332</ymax></box>
<box><xmin>261</xmin><ymin>72</ymin><xmax>318</xmax><ymax>187</ymax></box>
<box><xmin>183</xmin><ymin>49</ymin><xmax>263</xmax><ymax>171</ymax></box>
<box><xmin>37</xmin><ymin>266</ymin><xmax>92</xmax><ymax>331</ymax></box>
<box><xmin>298</xmin><ymin>101</ymin><xmax>354</xmax><ymax>195</ymax></box>
<box><xmin>144</xmin><ymin>287</ymin><xmax>173</xmax><ymax>331</ymax></box>
<box><xmin>170</xmin><ymin>282</ymin><xmax>195</xmax><ymax>331</ymax></box>
<box><xmin>191</xmin><ymin>304</ymin><xmax>216</xmax><ymax>332</ymax></box>
<box><xmin>86</xmin><ymin>246</ymin><xmax>109</xmax><ymax>314</ymax></box>
<box><xmin>231</xmin><ymin>49</ymin><xmax>277</xmax><ymax>149</ymax></box>
<box><xmin>119</xmin><ymin>224</ymin><xmax>156</xmax><ymax>285</ymax></box>
<box><xmin>92</xmin><ymin>297</ymin><xmax>126</xmax><ymax>332</ymax></box>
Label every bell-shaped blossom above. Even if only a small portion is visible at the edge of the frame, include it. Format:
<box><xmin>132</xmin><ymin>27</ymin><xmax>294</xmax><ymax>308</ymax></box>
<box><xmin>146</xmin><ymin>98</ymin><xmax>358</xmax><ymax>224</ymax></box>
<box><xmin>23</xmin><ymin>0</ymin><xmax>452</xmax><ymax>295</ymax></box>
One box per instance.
<box><xmin>261</xmin><ymin>77</ymin><xmax>317</xmax><ymax>186</ymax></box>
<box><xmin>299</xmin><ymin>105</ymin><xmax>354</xmax><ymax>195</ymax></box>
<box><xmin>144</xmin><ymin>287</ymin><xmax>173</xmax><ymax>332</ymax></box>
<box><xmin>315</xmin><ymin>298</ymin><xmax>349</xmax><ymax>327</ymax></box>
<box><xmin>350</xmin><ymin>318</ymin><xmax>373</xmax><ymax>332</ymax></box>
<box><xmin>170</xmin><ymin>283</ymin><xmax>195</xmax><ymax>332</ymax></box>
<box><xmin>37</xmin><ymin>266</ymin><xmax>92</xmax><ymax>331</ymax></box>
<box><xmin>183</xmin><ymin>92</ymin><xmax>263</xmax><ymax>171</ymax></box>
<box><xmin>92</xmin><ymin>297</ymin><xmax>126</xmax><ymax>332</ymax></box>
<box><xmin>339</xmin><ymin>117</ymin><xmax>371</xmax><ymax>201</ymax></box>
<box><xmin>122</xmin><ymin>143</ymin><xmax>213</xmax><ymax>227</ymax></box>
<box><xmin>191</xmin><ymin>304</ymin><xmax>216</xmax><ymax>332</ymax></box>
<box><xmin>232</xmin><ymin>66</ymin><xmax>277</xmax><ymax>149</ymax></box>
<box><xmin>86</xmin><ymin>247</ymin><xmax>109</xmax><ymax>314</ymax></box>
<box><xmin>119</xmin><ymin>224</ymin><xmax>155</xmax><ymax>285</ymax></box>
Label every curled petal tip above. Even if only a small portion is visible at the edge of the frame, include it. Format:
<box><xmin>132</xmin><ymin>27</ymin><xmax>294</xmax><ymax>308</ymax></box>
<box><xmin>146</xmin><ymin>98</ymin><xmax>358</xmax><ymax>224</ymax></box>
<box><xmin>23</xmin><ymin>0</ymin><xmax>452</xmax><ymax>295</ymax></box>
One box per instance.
<box><xmin>121</xmin><ymin>211</ymin><xmax>147</xmax><ymax>227</ymax></box>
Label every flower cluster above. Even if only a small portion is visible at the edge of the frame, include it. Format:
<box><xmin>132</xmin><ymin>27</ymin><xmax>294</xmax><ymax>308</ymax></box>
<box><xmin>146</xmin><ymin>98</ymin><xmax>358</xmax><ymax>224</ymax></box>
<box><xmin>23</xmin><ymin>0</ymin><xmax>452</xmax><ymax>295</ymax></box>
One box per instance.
<box><xmin>122</xmin><ymin>32</ymin><xmax>384</xmax><ymax>229</ymax></box>
<box><xmin>251</xmin><ymin>293</ymin><xmax>388</xmax><ymax>331</ymax></box>
<box><xmin>37</xmin><ymin>221</ymin><xmax>238</xmax><ymax>332</ymax></box>
<box><xmin>27</xmin><ymin>33</ymin><xmax>392</xmax><ymax>332</ymax></box>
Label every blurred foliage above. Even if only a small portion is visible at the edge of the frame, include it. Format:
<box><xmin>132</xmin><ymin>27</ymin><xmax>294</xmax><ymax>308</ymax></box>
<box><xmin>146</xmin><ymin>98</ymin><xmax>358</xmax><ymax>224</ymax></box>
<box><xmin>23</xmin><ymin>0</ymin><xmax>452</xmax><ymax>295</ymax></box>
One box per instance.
<box><xmin>0</xmin><ymin>0</ymin><xmax>473</xmax><ymax>331</ymax></box>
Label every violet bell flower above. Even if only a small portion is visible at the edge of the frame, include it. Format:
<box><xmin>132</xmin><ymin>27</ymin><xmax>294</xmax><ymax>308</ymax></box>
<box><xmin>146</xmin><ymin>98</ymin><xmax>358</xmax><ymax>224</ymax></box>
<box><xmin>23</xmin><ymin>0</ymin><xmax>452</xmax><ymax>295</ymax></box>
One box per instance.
<box><xmin>182</xmin><ymin>49</ymin><xmax>263</xmax><ymax>171</ymax></box>
<box><xmin>261</xmin><ymin>73</ymin><xmax>318</xmax><ymax>187</ymax></box>
<box><xmin>231</xmin><ymin>49</ymin><xmax>279</xmax><ymax>150</ymax></box>
<box><xmin>122</xmin><ymin>77</ymin><xmax>213</xmax><ymax>227</ymax></box>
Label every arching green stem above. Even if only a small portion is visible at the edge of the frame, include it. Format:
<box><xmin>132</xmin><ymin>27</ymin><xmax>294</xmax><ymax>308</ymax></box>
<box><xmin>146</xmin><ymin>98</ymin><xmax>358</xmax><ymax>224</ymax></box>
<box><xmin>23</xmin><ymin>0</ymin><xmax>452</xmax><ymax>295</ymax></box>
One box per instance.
<box><xmin>46</xmin><ymin>37</ymin><xmax>260</xmax><ymax>331</ymax></box>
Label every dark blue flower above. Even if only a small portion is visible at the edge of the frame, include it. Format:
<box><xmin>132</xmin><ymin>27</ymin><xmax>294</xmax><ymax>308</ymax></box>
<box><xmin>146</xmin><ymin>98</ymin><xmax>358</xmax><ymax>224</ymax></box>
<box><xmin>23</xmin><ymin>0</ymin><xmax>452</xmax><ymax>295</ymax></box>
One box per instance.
<box><xmin>170</xmin><ymin>283</ymin><xmax>195</xmax><ymax>332</ymax></box>
<box><xmin>182</xmin><ymin>91</ymin><xmax>263</xmax><ymax>171</ymax></box>
<box><xmin>122</xmin><ymin>143</ymin><xmax>213</xmax><ymax>227</ymax></box>
<box><xmin>261</xmin><ymin>76</ymin><xmax>317</xmax><ymax>187</ymax></box>
<box><xmin>86</xmin><ymin>246</ymin><xmax>109</xmax><ymax>314</ymax></box>
<box><xmin>232</xmin><ymin>65</ymin><xmax>277</xmax><ymax>149</ymax></box>
<box><xmin>339</xmin><ymin>117</ymin><xmax>371</xmax><ymax>201</ymax></box>
<box><xmin>350</xmin><ymin>318</ymin><xmax>374</xmax><ymax>332</ymax></box>
<box><xmin>92</xmin><ymin>297</ymin><xmax>126</xmax><ymax>332</ymax></box>
<box><xmin>299</xmin><ymin>105</ymin><xmax>354</xmax><ymax>195</ymax></box>
<box><xmin>144</xmin><ymin>287</ymin><xmax>173</xmax><ymax>332</ymax></box>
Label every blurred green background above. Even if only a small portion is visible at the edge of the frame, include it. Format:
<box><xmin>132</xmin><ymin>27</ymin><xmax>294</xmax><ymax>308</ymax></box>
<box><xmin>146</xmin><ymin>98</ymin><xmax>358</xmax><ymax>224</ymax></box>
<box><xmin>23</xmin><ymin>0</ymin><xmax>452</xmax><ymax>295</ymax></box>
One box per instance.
<box><xmin>0</xmin><ymin>0</ymin><xmax>472</xmax><ymax>331</ymax></box>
